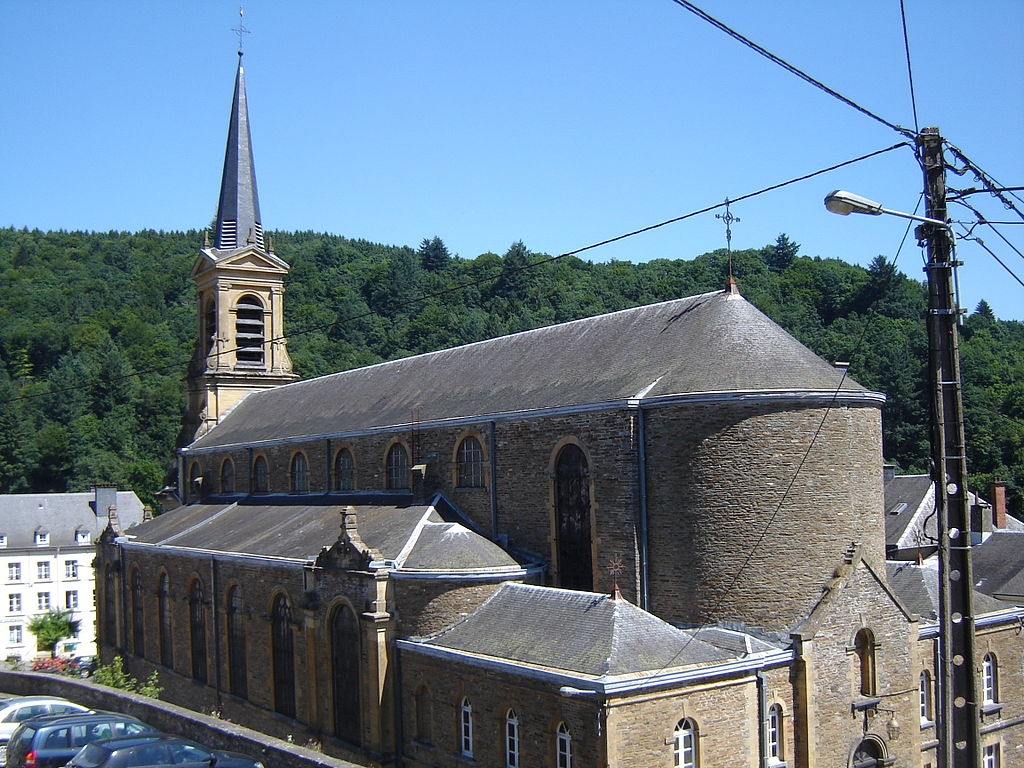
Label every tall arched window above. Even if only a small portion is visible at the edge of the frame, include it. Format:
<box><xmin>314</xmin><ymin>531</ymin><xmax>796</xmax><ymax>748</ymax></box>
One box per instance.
<box><xmin>386</xmin><ymin>444</ymin><xmax>410</xmax><ymax>490</ymax></box>
<box><xmin>505</xmin><ymin>709</ymin><xmax>520</xmax><ymax>768</ymax></box>
<box><xmin>103</xmin><ymin>565</ymin><xmax>117</xmax><ymax>646</ymax></box>
<box><xmin>331</xmin><ymin>604</ymin><xmax>361</xmax><ymax>744</ymax></box>
<box><xmin>554</xmin><ymin>443</ymin><xmax>593</xmax><ymax>591</ymax></box>
<box><xmin>235</xmin><ymin>295</ymin><xmax>265</xmax><ymax>367</ymax></box>
<box><xmin>220</xmin><ymin>459</ymin><xmax>234</xmax><ymax>494</ymax></box>
<box><xmin>459</xmin><ymin>697</ymin><xmax>473</xmax><ymax>758</ymax></box>
<box><xmin>674</xmin><ymin>718</ymin><xmax>698</xmax><ymax>768</ymax></box>
<box><xmin>556</xmin><ymin>722</ymin><xmax>572</xmax><ymax>768</ymax></box>
<box><xmin>767</xmin><ymin>704</ymin><xmax>783</xmax><ymax>765</ymax></box>
<box><xmin>227</xmin><ymin>585</ymin><xmax>247</xmax><ymax>698</ymax></box>
<box><xmin>131</xmin><ymin>567</ymin><xmax>144</xmax><ymax>656</ymax></box>
<box><xmin>982</xmin><ymin>653</ymin><xmax>999</xmax><ymax>704</ymax></box>
<box><xmin>290</xmin><ymin>452</ymin><xmax>309</xmax><ymax>494</ymax></box>
<box><xmin>920</xmin><ymin>670</ymin><xmax>933</xmax><ymax>722</ymax></box>
<box><xmin>414</xmin><ymin>685</ymin><xmax>432</xmax><ymax>744</ymax></box>
<box><xmin>854</xmin><ymin>628</ymin><xmax>876</xmax><ymax>696</ymax></box>
<box><xmin>272</xmin><ymin>594</ymin><xmax>296</xmax><ymax>718</ymax></box>
<box><xmin>252</xmin><ymin>455</ymin><xmax>269</xmax><ymax>494</ymax></box>
<box><xmin>334</xmin><ymin>448</ymin><xmax>355</xmax><ymax>491</ymax></box>
<box><xmin>189</xmin><ymin>578</ymin><xmax>207</xmax><ymax>683</ymax></box>
<box><xmin>457</xmin><ymin>436</ymin><xmax>484</xmax><ymax>488</ymax></box>
<box><xmin>203</xmin><ymin>297</ymin><xmax>217</xmax><ymax>361</ymax></box>
<box><xmin>188</xmin><ymin>461</ymin><xmax>203</xmax><ymax>500</ymax></box>
<box><xmin>158</xmin><ymin>573</ymin><xmax>173</xmax><ymax>668</ymax></box>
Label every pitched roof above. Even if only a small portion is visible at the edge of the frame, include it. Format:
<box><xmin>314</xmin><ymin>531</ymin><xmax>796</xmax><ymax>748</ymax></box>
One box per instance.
<box><xmin>886</xmin><ymin>559</ymin><xmax>1011</xmax><ymax>619</ymax></box>
<box><xmin>422</xmin><ymin>582</ymin><xmax>734</xmax><ymax>676</ymax></box>
<box><xmin>0</xmin><ymin>491</ymin><xmax>145</xmax><ymax>548</ymax></box>
<box><xmin>972</xmin><ymin>532</ymin><xmax>1024</xmax><ymax>602</ymax></box>
<box><xmin>189</xmin><ymin>288</ymin><xmax>877</xmax><ymax>451</ymax></box>
<box><xmin>214</xmin><ymin>55</ymin><xmax>263</xmax><ymax>251</ymax></box>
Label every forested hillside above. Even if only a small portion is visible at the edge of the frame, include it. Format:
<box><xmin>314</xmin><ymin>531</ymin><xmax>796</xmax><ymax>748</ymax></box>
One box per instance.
<box><xmin>1</xmin><ymin>227</ymin><xmax>1021</xmax><ymax>517</ymax></box>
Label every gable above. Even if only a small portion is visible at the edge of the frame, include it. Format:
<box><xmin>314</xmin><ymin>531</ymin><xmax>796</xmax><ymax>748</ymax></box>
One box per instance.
<box><xmin>191</xmin><ymin>245</ymin><xmax>290</xmax><ymax>279</ymax></box>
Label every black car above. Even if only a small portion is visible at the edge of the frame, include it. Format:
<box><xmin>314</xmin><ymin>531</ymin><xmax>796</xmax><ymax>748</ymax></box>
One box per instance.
<box><xmin>66</xmin><ymin>734</ymin><xmax>263</xmax><ymax>768</ymax></box>
<box><xmin>5</xmin><ymin>711</ymin><xmax>155</xmax><ymax>768</ymax></box>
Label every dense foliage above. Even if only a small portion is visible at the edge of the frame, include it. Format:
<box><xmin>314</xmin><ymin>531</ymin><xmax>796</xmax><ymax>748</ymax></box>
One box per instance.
<box><xmin>1</xmin><ymin>227</ymin><xmax>1021</xmax><ymax>517</ymax></box>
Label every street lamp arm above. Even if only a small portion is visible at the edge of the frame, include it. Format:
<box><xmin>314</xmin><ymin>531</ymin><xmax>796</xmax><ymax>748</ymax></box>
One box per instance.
<box><xmin>824</xmin><ymin>189</ymin><xmax>948</xmax><ymax>228</ymax></box>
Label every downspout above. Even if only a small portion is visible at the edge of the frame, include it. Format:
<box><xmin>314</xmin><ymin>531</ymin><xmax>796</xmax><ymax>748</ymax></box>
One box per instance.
<box><xmin>489</xmin><ymin>421</ymin><xmax>499</xmax><ymax>541</ymax></box>
<box><xmin>211</xmin><ymin>555</ymin><xmax>223</xmax><ymax>712</ymax></box>
<box><xmin>636</xmin><ymin>407</ymin><xmax>650</xmax><ymax>610</ymax></box>
<box><xmin>756</xmin><ymin>670</ymin><xmax>767</xmax><ymax>768</ymax></box>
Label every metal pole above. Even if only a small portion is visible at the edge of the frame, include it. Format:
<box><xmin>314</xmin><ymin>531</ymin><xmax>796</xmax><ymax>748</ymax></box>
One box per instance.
<box><xmin>918</xmin><ymin>126</ymin><xmax>980</xmax><ymax>768</ymax></box>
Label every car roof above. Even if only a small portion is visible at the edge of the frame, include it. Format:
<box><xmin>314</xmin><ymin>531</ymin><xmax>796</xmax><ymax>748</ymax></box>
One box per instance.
<box><xmin>90</xmin><ymin>733</ymin><xmax>187</xmax><ymax>750</ymax></box>
<box><xmin>20</xmin><ymin>711</ymin><xmax>139</xmax><ymax>728</ymax></box>
<box><xmin>1</xmin><ymin>697</ymin><xmax>80</xmax><ymax>706</ymax></box>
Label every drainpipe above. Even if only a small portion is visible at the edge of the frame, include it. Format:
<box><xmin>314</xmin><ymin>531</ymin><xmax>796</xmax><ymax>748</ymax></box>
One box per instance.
<box><xmin>636</xmin><ymin>408</ymin><xmax>650</xmax><ymax>610</ymax></box>
<box><xmin>489</xmin><ymin>422</ymin><xmax>499</xmax><ymax>541</ymax></box>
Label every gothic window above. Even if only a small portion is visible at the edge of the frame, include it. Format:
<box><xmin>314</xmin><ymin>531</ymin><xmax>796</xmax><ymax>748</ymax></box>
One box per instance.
<box><xmin>674</xmin><ymin>718</ymin><xmax>698</xmax><ymax>768</ymax></box>
<box><xmin>556</xmin><ymin>722</ymin><xmax>572</xmax><ymax>768</ymax></box>
<box><xmin>554</xmin><ymin>443</ymin><xmax>593</xmax><ymax>591</ymax></box>
<box><xmin>982</xmin><ymin>653</ymin><xmax>999</xmax><ymax>704</ymax></box>
<box><xmin>103</xmin><ymin>565</ymin><xmax>117</xmax><ymax>646</ymax></box>
<box><xmin>386</xmin><ymin>443</ymin><xmax>410</xmax><ymax>490</ymax></box>
<box><xmin>131</xmin><ymin>567</ymin><xmax>144</xmax><ymax>656</ymax></box>
<box><xmin>158</xmin><ymin>573</ymin><xmax>173</xmax><ymax>668</ymax></box>
<box><xmin>920</xmin><ymin>670</ymin><xmax>934</xmax><ymax>723</ymax></box>
<box><xmin>459</xmin><ymin>697</ymin><xmax>473</xmax><ymax>758</ymax></box>
<box><xmin>456</xmin><ymin>436</ymin><xmax>484</xmax><ymax>488</ymax></box>
<box><xmin>203</xmin><ymin>297</ymin><xmax>216</xmax><ymax>361</ymax></box>
<box><xmin>331</xmin><ymin>604</ymin><xmax>361</xmax><ymax>744</ymax></box>
<box><xmin>414</xmin><ymin>685</ymin><xmax>432</xmax><ymax>744</ymax></box>
<box><xmin>505</xmin><ymin>709</ymin><xmax>520</xmax><ymax>768</ymax></box>
<box><xmin>220</xmin><ymin>459</ymin><xmax>234</xmax><ymax>494</ymax></box>
<box><xmin>235</xmin><ymin>295</ymin><xmax>265</xmax><ymax>367</ymax></box>
<box><xmin>188</xmin><ymin>461</ymin><xmax>203</xmax><ymax>500</ymax></box>
<box><xmin>334</xmin><ymin>448</ymin><xmax>355</xmax><ymax>491</ymax></box>
<box><xmin>252</xmin><ymin>455</ymin><xmax>269</xmax><ymax>494</ymax></box>
<box><xmin>227</xmin><ymin>585</ymin><xmax>247</xmax><ymax>698</ymax></box>
<box><xmin>767</xmin><ymin>704</ymin><xmax>783</xmax><ymax>764</ymax></box>
<box><xmin>272</xmin><ymin>594</ymin><xmax>296</xmax><ymax>718</ymax></box>
<box><xmin>854</xmin><ymin>629</ymin><xmax>877</xmax><ymax>696</ymax></box>
<box><xmin>189</xmin><ymin>578</ymin><xmax>207</xmax><ymax>683</ymax></box>
<box><xmin>290</xmin><ymin>452</ymin><xmax>309</xmax><ymax>494</ymax></box>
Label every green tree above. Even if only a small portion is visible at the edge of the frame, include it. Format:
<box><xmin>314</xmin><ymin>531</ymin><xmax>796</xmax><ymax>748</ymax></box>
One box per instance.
<box><xmin>27</xmin><ymin>609</ymin><xmax>81</xmax><ymax>658</ymax></box>
<box><xmin>92</xmin><ymin>655</ymin><xmax>163</xmax><ymax>698</ymax></box>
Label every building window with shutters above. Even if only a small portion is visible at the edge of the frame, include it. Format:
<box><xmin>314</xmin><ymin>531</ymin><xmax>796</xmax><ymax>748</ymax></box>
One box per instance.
<box><xmin>235</xmin><ymin>295</ymin><xmax>265</xmax><ymax>368</ymax></box>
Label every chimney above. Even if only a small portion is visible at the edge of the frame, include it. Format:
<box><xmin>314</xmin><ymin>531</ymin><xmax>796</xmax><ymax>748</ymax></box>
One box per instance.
<box><xmin>990</xmin><ymin>479</ymin><xmax>1007</xmax><ymax>529</ymax></box>
<box><xmin>93</xmin><ymin>485</ymin><xmax>117</xmax><ymax>518</ymax></box>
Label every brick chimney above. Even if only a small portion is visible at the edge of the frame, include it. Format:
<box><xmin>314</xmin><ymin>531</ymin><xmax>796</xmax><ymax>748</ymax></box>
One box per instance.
<box><xmin>990</xmin><ymin>479</ymin><xmax>1007</xmax><ymax>529</ymax></box>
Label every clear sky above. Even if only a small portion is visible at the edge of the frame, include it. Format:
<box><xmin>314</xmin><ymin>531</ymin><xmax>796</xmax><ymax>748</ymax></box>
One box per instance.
<box><xmin>3</xmin><ymin>1</ymin><xmax>1022</xmax><ymax>320</ymax></box>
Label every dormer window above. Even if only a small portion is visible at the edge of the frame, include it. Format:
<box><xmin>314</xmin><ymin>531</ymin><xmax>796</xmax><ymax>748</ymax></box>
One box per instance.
<box><xmin>0</xmin><ymin>534</ymin><xmax>7</xmax><ymax>548</ymax></box>
<box><xmin>75</xmin><ymin>528</ymin><xmax>91</xmax><ymax>545</ymax></box>
<box><xmin>34</xmin><ymin>529</ymin><xmax>49</xmax><ymax>547</ymax></box>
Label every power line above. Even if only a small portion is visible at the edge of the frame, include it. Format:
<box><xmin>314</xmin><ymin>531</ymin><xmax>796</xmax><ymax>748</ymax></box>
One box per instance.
<box><xmin>899</xmin><ymin>0</ymin><xmax>920</xmax><ymax>135</ymax></box>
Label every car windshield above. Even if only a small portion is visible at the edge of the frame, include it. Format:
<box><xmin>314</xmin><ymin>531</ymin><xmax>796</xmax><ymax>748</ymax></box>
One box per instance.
<box><xmin>73</xmin><ymin>743</ymin><xmax>112</xmax><ymax>768</ymax></box>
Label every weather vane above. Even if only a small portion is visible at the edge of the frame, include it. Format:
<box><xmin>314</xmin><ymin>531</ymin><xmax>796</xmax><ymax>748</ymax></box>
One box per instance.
<box><xmin>232</xmin><ymin>7</ymin><xmax>251</xmax><ymax>55</ymax></box>
<box><xmin>716</xmin><ymin>197</ymin><xmax>740</xmax><ymax>279</ymax></box>
<box><xmin>606</xmin><ymin>554</ymin><xmax>626</xmax><ymax>598</ymax></box>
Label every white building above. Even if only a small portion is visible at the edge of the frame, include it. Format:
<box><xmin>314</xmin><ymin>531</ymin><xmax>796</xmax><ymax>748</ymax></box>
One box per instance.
<box><xmin>0</xmin><ymin>487</ymin><xmax>145</xmax><ymax>661</ymax></box>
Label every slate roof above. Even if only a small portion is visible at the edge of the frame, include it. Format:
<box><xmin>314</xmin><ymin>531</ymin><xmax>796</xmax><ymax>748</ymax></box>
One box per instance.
<box><xmin>884</xmin><ymin>474</ymin><xmax>934</xmax><ymax>546</ymax></box>
<box><xmin>214</xmin><ymin>55</ymin><xmax>263</xmax><ymax>251</ymax></box>
<box><xmin>121</xmin><ymin>494</ymin><xmax>521</xmax><ymax>573</ymax></box>
<box><xmin>972</xmin><ymin>532</ymin><xmax>1024</xmax><ymax>602</ymax></box>
<box><xmin>0</xmin><ymin>491</ymin><xmax>144</xmax><ymax>548</ymax></box>
<box><xmin>421</xmin><ymin>582</ymin><xmax>735</xmax><ymax>677</ymax></box>
<box><xmin>886</xmin><ymin>560</ymin><xmax>1011</xmax><ymax>620</ymax></box>
<box><xmin>190</xmin><ymin>289</ymin><xmax>876</xmax><ymax>451</ymax></box>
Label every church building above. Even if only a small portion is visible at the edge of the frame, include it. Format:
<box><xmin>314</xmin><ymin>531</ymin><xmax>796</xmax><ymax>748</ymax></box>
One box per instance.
<box><xmin>96</xmin><ymin>53</ymin><xmax>1024</xmax><ymax>768</ymax></box>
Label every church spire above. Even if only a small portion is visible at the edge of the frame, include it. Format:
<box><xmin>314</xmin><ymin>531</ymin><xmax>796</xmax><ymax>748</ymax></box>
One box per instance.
<box><xmin>214</xmin><ymin>52</ymin><xmax>264</xmax><ymax>251</ymax></box>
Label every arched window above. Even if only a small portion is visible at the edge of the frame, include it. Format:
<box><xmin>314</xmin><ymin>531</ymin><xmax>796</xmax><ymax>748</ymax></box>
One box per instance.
<box><xmin>252</xmin><ymin>455</ymin><xmax>269</xmax><ymax>494</ymax></box>
<box><xmin>203</xmin><ymin>297</ymin><xmax>217</xmax><ymax>361</ymax></box>
<box><xmin>554</xmin><ymin>443</ymin><xmax>593</xmax><ymax>590</ymax></box>
<box><xmin>457</xmin><ymin>436</ymin><xmax>484</xmax><ymax>488</ymax></box>
<box><xmin>982</xmin><ymin>653</ymin><xmax>999</xmax><ymax>704</ymax></box>
<box><xmin>674</xmin><ymin>718</ymin><xmax>698</xmax><ymax>768</ymax></box>
<box><xmin>767</xmin><ymin>704</ymin><xmax>783</xmax><ymax>764</ymax></box>
<box><xmin>414</xmin><ymin>685</ymin><xmax>432</xmax><ymax>744</ymax></box>
<box><xmin>331</xmin><ymin>604</ymin><xmax>361</xmax><ymax>744</ymax></box>
<box><xmin>272</xmin><ymin>594</ymin><xmax>295</xmax><ymax>718</ymax></box>
<box><xmin>920</xmin><ymin>670</ymin><xmax>933</xmax><ymax>723</ymax></box>
<box><xmin>227</xmin><ymin>585</ymin><xmax>247</xmax><ymax>698</ymax></box>
<box><xmin>103</xmin><ymin>565</ymin><xmax>117</xmax><ymax>646</ymax></box>
<box><xmin>235</xmin><ymin>295</ymin><xmax>265</xmax><ymax>367</ymax></box>
<box><xmin>556</xmin><ymin>722</ymin><xmax>573</xmax><ymax>768</ymax></box>
<box><xmin>131</xmin><ymin>567</ymin><xmax>144</xmax><ymax>656</ymax></box>
<box><xmin>505</xmin><ymin>709</ymin><xmax>520</xmax><ymax>768</ymax></box>
<box><xmin>220</xmin><ymin>459</ymin><xmax>234</xmax><ymax>494</ymax></box>
<box><xmin>158</xmin><ymin>573</ymin><xmax>173</xmax><ymax>668</ymax></box>
<box><xmin>290</xmin><ymin>452</ymin><xmax>309</xmax><ymax>494</ymax></box>
<box><xmin>188</xmin><ymin>461</ymin><xmax>203</xmax><ymax>500</ymax></box>
<box><xmin>854</xmin><ymin>628</ymin><xmax>876</xmax><ymax>696</ymax></box>
<box><xmin>189</xmin><ymin>578</ymin><xmax>207</xmax><ymax>683</ymax></box>
<box><xmin>386</xmin><ymin>444</ymin><xmax>410</xmax><ymax>490</ymax></box>
<box><xmin>852</xmin><ymin>737</ymin><xmax>885</xmax><ymax>768</ymax></box>
<box><xmin>459</xmin><ymin>697</ymin><xmax>473</xmax><ymax>758</ymax></box>
<box><xmin>334</xmin><ymin>448</ymin><xmax>355</xmax><ymax>491</ymax></box>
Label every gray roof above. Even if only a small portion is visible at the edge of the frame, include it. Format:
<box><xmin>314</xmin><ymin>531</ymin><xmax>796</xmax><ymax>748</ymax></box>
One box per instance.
<box><xmin>123</xmin><ymin>494</ymin><xmax>521</xmax><ymax>573</ymax></box>
<box><xmin>214</xmin><ymin>55</ymin><xmax>263</xmax><ymax>251</ymax></box>
<box><xmin>190</xmin><ymin>289</ymin><xmax>875</xmax><ymax>451</ymax></box>
<box><xmin>0</xmin><ymin>491</ymin><xmax>144</xmax><ymax>548</ymax></box>
<box><xmin>972</xmin><ymin>532</ymin><xmax>1024</xmax><ymax>602</ymax></box>
<box><xmin>884</xmin><ymin>474</ymin><xmax>933</xmax><ymax>546</ymax></box>
<box><xmin>422</xmin><ymin>582</ymin><xmax>734</xmax><ymax>677</ymax></box>
<box><xmin>886</xmin><ymin>560</ymin><xmax>1011</xmax><ymax>620</ymax></box>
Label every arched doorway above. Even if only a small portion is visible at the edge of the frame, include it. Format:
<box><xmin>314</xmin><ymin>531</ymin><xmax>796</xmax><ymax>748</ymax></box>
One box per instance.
<box><xmin>331</xmin><ymin>604</ymin><xmax>361</xmax><ymax>744</ymax></box>
<box><xmin>851</xmin><ymin>737</ymin><xmax>888</xmax><ymax>768</ymax></box>
<box><xmin>555</xmin><ymin>443</ymin><xmax>593</xmax><ymax>591</ymax></box>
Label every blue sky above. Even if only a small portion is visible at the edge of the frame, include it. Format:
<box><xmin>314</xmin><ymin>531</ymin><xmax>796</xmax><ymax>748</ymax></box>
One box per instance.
<box><xmin>3</xmin><ymin>2</ymin><xmax>1022</xmax><ymax>319</ymax></box>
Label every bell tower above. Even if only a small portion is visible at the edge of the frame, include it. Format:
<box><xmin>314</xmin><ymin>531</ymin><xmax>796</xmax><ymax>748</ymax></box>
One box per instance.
<box><xmin>184</xmin><ymin>52</ymin><xmax>297</xmax><ymax>443</ymax></box>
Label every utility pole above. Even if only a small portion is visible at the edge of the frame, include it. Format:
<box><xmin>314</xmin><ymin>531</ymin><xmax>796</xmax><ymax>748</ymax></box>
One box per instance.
<box><xmin>918</xmin><ymin>126</ymin><xmax>980</xmax><ymax>768</ymax></box>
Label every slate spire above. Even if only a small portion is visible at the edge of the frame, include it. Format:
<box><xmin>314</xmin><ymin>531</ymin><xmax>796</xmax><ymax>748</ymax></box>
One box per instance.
<box><xmin>214</xmin><ymin>52</ymin><xmax>264</xmax><ymax>251</ymax></box>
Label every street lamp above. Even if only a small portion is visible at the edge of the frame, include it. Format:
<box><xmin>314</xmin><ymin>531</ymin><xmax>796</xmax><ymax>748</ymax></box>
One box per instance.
<box><xmin>824</xmin><ymin>127</ymin><xmax>981</xmax><ymax>768</ymax></box>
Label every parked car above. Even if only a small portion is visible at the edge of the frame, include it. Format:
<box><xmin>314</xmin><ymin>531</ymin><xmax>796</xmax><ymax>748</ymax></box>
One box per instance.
<box><xmin>65</xmin><ymin>734</ymin><xmax>264</xmax><ymax>768</ymax></box>
<box><xmin>5</xmin><ymin>711</ymin><xmax>156</xmax><ymax>768</ymax></box>
<box><xmin>0</xmin><ymin>698</ymin><xmax>89</xmax><ymax>766</ymax></box>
